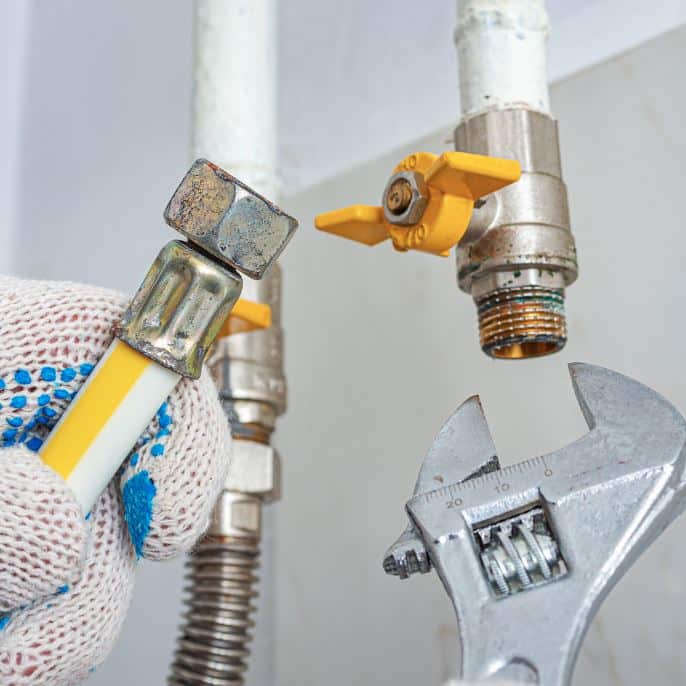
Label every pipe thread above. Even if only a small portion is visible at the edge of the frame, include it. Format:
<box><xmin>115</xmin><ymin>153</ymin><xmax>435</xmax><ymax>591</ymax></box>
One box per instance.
<box><xmin>476</xmin><ymin>286</ymin><xmax>566</xmax><ymax>359</ymax></box>
<box><xmin>169</xmin><ymin>536</ymin><xmax>260</xmax><ymax>685</ymax></box>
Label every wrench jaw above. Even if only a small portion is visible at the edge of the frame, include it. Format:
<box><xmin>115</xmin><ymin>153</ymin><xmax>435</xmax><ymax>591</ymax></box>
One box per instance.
<box><xmin>387</xmin><ymin>364</ymin><xmax>686</xmax><ymax>685</ymax></box>
<box><xmin>568</xmin><ymin>363</ymin><xmax>686</xmax><ymax>439</ymax></box>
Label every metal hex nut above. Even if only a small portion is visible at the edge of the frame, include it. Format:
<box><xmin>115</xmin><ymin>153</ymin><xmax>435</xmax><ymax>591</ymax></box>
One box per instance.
<box><xmin>224</xmin><ymin>440</ymin><xmax>281</xmax><ymax>503</ymax></box>
<box><xmin>164</xmin><ymin>159</ymin><xmax>298</xmax><ymax>280</ymax></box>
<box><xmin>382</xmin><ymin>171</ymin><xmax>429</xmax><ymax>226</ymax></box>
<box><xmin>207</xmin><ymin>491</ymin><xmax>262</xmax><ymax>537</ymax></box>
<box><xmin>229</xmin><ymin>496</ymin><xmax>262</xmax><ymax>534</ymax></box>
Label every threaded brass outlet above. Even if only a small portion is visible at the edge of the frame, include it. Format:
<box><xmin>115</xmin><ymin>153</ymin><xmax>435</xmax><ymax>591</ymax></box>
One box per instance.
<box><xmin>476</xmin><ymin>286</ymin><xmax>566</xmax><ymax>359</ymax></box>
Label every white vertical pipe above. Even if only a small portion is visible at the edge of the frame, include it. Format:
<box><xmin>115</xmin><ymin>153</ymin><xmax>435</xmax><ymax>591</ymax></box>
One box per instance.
<box><xmin>193</xmin><ymin>0</ymin><xmax>279</xmax><ymax>200</ymax></box>
<box><xmin>455</xmin><ymin>0</ymin><xmax>551</xmax><ymax>118</ymax></box>
<box><xmin>192</xmin><ymin>2</ymin><xmax>279</xmax><ymax>685</ymax></box>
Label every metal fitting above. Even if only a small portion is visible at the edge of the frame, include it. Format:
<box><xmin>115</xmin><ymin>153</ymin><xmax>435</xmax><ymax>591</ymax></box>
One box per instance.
<box><xmin>455</xmin><ymin>108</ymin><xmax>577</xmax><ymax>359</ymax></box>
<box><xmin>118</xmin><ymin>240</ymin><xmax>242</xmax><ymax>378</ymax></box>
<box><xmin>224</xmin><ymin>439</ymin><xmax>281</xmax><ymax>503</ymax></box>
<box><xmin>165</xmin><ymin>159</ymin><xmax>298</xmax><ymax>280</ymax></box>
<box><xmin>208</xmin><ymin>263</ymin><xmax>287</xmax><ymax>433</ymax></box>
<box><xmin>205</xmin><ymin>439</ymin><xmax>281</xmax><ymax>540</ymax></box>
<box><xmin>382</xmin><ymin>171</ymin><xmax>429</xmax><ymax>226</ymax></box>
<box><xmin>208</xmin><ymin>490</ymin><xmax>263</xmax><ymax>538</ymax></box>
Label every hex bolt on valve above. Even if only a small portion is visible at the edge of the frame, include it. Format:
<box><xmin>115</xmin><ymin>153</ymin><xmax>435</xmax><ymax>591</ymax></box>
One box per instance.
<box><xmin>384</xmin><ymin>364</ymin><xmax>686</xmax><ymax>685</ymax></box>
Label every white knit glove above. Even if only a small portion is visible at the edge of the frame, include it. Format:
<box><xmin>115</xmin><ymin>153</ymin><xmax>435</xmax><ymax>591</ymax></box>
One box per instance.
<box><xmin>0</xmin><ymin>275</ymin><xmax>229</xmax><ymax>684</ymax></box>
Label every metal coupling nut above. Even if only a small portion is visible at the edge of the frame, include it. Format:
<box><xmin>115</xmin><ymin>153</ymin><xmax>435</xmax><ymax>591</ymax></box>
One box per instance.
<box><xmin>165</xmin><ymin>159</ymin><xmax>298</xmax><ymax>280</ymax></box>
<box><xmin>454</xmin><ymin>108</ymin><xmax>578</xmax><ymax>359</ymax></box>
<box><xmin>117</xmin><ymin>240</ymin><xmax>242</xmax><ymax>378</ymax></box>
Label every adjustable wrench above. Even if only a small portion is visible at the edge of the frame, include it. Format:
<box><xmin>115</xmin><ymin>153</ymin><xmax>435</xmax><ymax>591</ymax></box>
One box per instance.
<box><xmin>384</xmin><ymin>364</ymin><xmax>686</xmax><ymax>685</ymax></box>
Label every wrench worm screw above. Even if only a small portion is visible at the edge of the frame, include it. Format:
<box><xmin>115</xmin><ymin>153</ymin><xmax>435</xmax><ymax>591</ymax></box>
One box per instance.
<box><xmin>475</xmin><ymin>507</ymin><xmax>566</xmax><ymax>598</ymax></box>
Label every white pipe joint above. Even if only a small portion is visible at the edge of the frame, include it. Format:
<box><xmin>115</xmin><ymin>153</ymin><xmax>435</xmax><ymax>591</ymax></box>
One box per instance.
<box><xmin>455</xmin><ymin>0</ymin><xmax>551</xmax><ymax>118</ymax></box>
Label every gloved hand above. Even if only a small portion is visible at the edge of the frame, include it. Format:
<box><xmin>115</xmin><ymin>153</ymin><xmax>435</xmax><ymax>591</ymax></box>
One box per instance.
<box><xmin>0</xmin><ymin>275</ymin><xmax>229</xmax><ymax>684</ymax></box>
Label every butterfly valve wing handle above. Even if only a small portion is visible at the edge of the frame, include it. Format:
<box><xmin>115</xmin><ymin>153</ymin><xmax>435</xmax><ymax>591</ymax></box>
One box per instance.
<box><xmin>315</xmin><ymin>151</ymin><xmax>520</xmax><ymax>256</ymax></box>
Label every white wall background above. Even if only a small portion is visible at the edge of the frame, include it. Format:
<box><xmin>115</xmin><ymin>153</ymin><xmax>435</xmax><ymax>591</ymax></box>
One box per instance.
<box><xmin>2</xmin><ymin>1</ymin><xmax>686</xmax><ymax>684</ymax></box>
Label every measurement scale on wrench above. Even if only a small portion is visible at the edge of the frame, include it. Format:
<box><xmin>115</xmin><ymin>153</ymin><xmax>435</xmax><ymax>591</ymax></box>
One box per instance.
<box><xmin>384</xmin><ymin>363</ymin><xmax>686</xmax><ymax>685</ymax></box>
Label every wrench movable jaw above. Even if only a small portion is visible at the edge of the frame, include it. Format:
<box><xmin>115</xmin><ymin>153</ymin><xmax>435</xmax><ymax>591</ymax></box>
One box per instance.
<box><xmin>390</xmin><ymin>364</ymin><xmax>686</xmax><ymax>685</ymax></box>
<box><xmin>411</xmin><ymin>395</ymin><xmax>500</xmax><ymax>495</ymax></box>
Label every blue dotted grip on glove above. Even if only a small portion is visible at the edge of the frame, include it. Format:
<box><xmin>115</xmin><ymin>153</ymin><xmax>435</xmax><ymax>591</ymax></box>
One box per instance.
<box><xmin>0</xmin><ymin>366</ymin><xmax>175</xmax><ymax>561</ymax></box>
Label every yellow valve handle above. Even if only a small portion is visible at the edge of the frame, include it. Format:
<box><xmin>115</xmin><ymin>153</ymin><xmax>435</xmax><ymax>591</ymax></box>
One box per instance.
<box><xmin>315</xmin><ymin>151</ymin><xmax>521</xmax><ymax>257</ymax></box>
<box><xmin>220</xmin><ymin>299</ymin><xmax>272</xmax><ymax>337</ymax></box>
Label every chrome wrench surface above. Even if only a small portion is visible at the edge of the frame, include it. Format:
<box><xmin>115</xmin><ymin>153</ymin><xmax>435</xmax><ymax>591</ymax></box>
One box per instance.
<box><xmin>384</xmin><ymin>364</ymin><xmax>686</xmax><ymax>685</ymax></box>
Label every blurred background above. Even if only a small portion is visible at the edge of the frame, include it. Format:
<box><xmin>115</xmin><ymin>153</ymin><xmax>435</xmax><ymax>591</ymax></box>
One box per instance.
<box><xmin>2</xmin><ymin>1</ymin><xmax>686</xmax><ymax>684</ymax></box>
